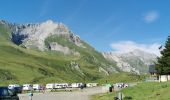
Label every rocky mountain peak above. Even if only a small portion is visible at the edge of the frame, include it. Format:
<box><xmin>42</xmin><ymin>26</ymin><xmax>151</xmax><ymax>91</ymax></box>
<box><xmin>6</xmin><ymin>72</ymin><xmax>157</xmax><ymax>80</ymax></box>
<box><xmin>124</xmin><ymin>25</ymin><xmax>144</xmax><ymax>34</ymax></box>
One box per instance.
<box><xmin>11</xmin><ymin>20</ymin><xmax>83</xmax><ymax>50</ymax></box>
<box><xmin>103</xmin><ymin>49</ymin><xmax>157</xmax><ymax>74</ymax></box>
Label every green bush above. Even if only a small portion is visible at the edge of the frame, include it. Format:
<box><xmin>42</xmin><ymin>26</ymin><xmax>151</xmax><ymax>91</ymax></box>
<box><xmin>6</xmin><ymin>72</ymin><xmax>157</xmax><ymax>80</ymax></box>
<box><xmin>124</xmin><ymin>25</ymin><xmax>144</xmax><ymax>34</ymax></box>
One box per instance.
<box><xmin>123</xmin><ymin>96</ymin><xmax>133</xmax><ymax>100</ymax></box>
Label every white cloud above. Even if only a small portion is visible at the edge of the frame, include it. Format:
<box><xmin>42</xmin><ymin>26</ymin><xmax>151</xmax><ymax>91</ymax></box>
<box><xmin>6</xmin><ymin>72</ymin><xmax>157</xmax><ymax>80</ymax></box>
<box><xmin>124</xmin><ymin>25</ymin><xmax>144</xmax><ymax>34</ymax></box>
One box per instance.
<box><xmin>144</xmin><ymin>11</ymin><xmax>159</xmax><ymax>23</ymax></box>
<box><xmin>110</xmin><ymin>41</ymin><xmax>161</xmax><ymax>56</ymax></box>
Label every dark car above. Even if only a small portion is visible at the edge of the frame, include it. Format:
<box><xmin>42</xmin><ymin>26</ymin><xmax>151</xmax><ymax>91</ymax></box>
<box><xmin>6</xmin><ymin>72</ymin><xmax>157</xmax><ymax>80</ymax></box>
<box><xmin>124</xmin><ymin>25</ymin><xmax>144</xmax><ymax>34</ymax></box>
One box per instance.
<box><xmin>10</xmin><ymin>87</ymin><xmax>22</xmax><ymax>94</ymax></box>
<box><xmin>0</xmin><ymin>87</ymin><xmax>19</xmax><ymax>100</ymax></box>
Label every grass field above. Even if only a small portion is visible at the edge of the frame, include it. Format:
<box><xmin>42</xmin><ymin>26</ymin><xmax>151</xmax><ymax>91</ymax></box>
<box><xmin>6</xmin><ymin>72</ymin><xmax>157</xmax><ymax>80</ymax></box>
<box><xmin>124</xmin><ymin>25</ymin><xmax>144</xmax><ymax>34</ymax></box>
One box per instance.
<box><xmin>95</xmin><ymin>73</ymin><xmax>146</xmax><ymax>84</ymax></box>
<box><xmin>92</xmin><ymin>81</ymin><xmax>170</xmax><ymax>100</ymax></box>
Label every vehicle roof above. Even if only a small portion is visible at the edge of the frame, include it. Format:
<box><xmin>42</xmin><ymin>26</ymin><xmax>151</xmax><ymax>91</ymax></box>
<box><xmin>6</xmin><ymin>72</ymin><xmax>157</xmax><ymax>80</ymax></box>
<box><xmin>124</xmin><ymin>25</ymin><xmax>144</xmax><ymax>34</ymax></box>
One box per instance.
<box><xmin>0</xmin><ymin>87</ymin><xmax>8</xmax><ymax>89</ymax></box>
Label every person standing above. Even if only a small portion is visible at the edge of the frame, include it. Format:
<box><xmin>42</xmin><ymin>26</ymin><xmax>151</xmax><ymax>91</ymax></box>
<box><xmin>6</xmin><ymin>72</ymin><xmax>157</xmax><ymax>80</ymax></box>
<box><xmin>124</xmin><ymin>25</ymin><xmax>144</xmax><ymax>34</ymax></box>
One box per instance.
<box><xmin>28</xmin><ymin>90</ymin><xmax>33</xmax><ymax>100</ymax></box>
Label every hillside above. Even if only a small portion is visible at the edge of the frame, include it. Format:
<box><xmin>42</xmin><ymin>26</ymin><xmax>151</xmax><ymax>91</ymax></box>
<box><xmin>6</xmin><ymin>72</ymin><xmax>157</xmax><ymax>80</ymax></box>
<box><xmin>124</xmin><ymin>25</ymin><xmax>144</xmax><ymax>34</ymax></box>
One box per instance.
<box><xmin>0</xmin><ymin>20</ymin><xmax>118</xmax><ymax>85</ymax></box>
<box><xmin>92</xmin><ymin>82</ymin><xmax>170</xmax><ymax>100</ymax></box>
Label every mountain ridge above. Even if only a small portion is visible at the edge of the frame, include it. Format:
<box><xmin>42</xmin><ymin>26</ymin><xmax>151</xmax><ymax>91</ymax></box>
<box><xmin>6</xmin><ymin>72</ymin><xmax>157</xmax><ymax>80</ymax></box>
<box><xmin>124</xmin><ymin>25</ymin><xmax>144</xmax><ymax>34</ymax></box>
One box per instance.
<box><xmin>103</xmin><ymin>49</ymin><xmax>157</xmax><ymax>74</ymax></box>
<box><xmin>0</xmin><ymin>19</ymin><xmax>118</xmax><ymax>85</ymax></box>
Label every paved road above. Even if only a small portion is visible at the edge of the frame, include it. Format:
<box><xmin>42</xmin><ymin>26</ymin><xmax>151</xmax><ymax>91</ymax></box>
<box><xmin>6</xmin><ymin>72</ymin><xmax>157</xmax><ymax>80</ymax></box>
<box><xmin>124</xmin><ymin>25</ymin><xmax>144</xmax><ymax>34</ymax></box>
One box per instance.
<box><xmin>19</xmin><ymin>86</ymin><xmax>107</xmax><ymax>100</ymax></box>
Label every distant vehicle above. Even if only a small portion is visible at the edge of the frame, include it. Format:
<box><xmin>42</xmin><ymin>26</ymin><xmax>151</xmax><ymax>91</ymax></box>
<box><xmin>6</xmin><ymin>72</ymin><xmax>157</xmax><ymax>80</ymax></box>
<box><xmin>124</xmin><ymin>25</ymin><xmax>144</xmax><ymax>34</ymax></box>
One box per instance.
<box><xmin>46</xmin><ymin>83</ymin><xmax>55</xmax><ymax>89</ymax></box>
<box><xmin>0</xmin><ymin>87</ymin><xmax>19</xmax><ymax>100</ymax></box>
<box><xmin>8</xmin><ymin>84</ymin><xmax>20</xmax><ymax>90</ymax></box>
<box><xmin>22</xmin><ymin>84</ymin><xmax>32</xmax><ymax>91</ymax></box>
<box><xmin>86</xmin><ymin>83</ymin><xmax>98</xmax><ymax>87</ymax></box>
<box><xmin>115</xmin><ymin>83</ymin><xmax>128</xmax><ymax>88</ymax></box>
<box><xmin>124</xmin><ymin>84</ymin><xmax>129</xmax><ymax>88</ymax></box>
<box><xmin>71</xmin><ymin>83</ymin><xmax>83</xmax><ymax>88</ymax></box>
<box><xmin>33</xmin><ymin>84</ymin><xmax>41</xmax><ymax>90</ymax></box>
<box><xmin>115</xmin><ymin>83</ymin><xmax>124</xmax><ymax>88</ymax></box>
<box><xmin>54</xmin><ymin>83</ymin><xmax>68</xmax><ymax>89</ymax></box>
<box><xmin>10</xmin><ymin>87</ymin><xmax>22</xmax><ymax>94</ymax></box>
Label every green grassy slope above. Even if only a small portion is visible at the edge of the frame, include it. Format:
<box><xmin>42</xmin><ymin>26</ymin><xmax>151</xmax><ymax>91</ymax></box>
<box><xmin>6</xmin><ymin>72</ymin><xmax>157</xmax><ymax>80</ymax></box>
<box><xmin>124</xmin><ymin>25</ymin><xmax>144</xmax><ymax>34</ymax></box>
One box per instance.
<box><xmin>92</xmin><ymin>81</ymin><xmax>170</xmax><ymax>100</ymax></box>
<box><xmin>95</xmin><ymin>73</ymin><xmax>145</xmax><ymax>84</ymax></box>
<box><xmin>0</xmin><ymin>22</ymin><xmax>119</xmax><ymax>85</ymax></box>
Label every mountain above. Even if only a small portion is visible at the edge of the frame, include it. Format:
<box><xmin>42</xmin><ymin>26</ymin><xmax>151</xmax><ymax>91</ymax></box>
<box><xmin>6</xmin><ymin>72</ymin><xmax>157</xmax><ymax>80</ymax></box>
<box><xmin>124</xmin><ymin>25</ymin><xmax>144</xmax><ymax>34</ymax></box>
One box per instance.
<box><xmin>103</xmin><ymin>49</ymin><xmax>157</xmax><ymax>74</ymax></box>
<box><xmin>0</xmin><ymin>20</ymin><xmax>118</xmax><ymax>85</ymax></box>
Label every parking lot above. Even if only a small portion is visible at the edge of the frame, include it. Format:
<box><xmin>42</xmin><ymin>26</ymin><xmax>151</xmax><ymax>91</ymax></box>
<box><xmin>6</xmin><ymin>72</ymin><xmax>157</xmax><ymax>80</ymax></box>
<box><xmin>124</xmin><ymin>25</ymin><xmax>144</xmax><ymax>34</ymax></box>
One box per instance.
<box><xmin>18</xmin><ymin>86</ymin><xmax>106</xmax><ymax>100</ymax></box>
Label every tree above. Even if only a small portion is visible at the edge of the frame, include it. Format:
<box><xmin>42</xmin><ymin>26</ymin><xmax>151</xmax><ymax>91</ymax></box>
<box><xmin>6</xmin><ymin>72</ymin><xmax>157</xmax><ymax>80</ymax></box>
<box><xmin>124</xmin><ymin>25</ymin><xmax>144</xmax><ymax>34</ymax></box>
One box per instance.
<box><xmin>156</xmin><ymin>36</ymin><xmax>170</xmax><ymax>75</ymax></box>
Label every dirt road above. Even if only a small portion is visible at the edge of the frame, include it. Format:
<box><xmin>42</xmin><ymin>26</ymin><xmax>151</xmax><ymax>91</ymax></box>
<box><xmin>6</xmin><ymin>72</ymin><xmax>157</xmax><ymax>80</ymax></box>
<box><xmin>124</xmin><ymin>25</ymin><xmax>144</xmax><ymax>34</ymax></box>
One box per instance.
<box><xmin>19</xmin><ymin>86</ymin><xmax>107</xmax><ymax>100</ymax></box>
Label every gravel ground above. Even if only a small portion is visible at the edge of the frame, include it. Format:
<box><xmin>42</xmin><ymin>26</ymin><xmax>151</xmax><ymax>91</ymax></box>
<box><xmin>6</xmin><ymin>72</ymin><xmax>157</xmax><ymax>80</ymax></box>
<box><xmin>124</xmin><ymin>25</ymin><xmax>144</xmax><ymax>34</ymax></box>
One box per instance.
<box><xmin>18</xmin><ymin>86</ymin><xmax>107</xmax><ymax>100</ymax></box>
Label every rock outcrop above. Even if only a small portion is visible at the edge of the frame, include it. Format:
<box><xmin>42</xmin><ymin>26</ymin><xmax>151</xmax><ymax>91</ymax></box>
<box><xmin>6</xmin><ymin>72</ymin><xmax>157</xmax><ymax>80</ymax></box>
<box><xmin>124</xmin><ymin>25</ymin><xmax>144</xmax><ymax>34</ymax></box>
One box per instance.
<box><xmin>11</xmin><ymin>20</ymin><xmax>83</xmax><ymax>51</ymax></box>
<box><xmin>103</xmin><ymin>49</ymin><xmax>157</xmax><ymax>74</ymax></box>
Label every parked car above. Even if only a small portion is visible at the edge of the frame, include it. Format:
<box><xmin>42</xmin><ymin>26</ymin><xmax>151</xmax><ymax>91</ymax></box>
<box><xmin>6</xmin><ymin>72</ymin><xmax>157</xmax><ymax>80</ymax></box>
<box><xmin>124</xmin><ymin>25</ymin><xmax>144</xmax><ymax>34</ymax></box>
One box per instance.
<box><xmin>8</xmin><ymin>84</ymin><xmax>20</xmax><ymax>89</ymax></box>
<box><xmin>8</xmin><ymin>84</ymin><xmax>22</xmax><ymax>93</ymax></box>
<box><xmin>10</xmin><ymin>87</ymin><xmax>22</xmax><ymax>94</ymax></box>
<box><xmin>115</xmin><ymin>83</ymin><xmax>124</xmax><ymax>88</ymax></box>
<box><xmin>0</xmin><ymin>87</ymin><xmax>19</xmax><ymax>100</ymax></box>
<box><xmin>22</xmin><ymin>84</ymin><xmax>32</xmax><ymax>91</ymax></box>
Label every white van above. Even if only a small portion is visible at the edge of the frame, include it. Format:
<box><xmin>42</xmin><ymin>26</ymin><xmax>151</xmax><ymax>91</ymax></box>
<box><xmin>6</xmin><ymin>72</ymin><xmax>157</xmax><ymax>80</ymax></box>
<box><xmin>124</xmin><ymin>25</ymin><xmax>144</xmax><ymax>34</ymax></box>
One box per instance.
<box><xmin>33</xmin><ymin>84</ymin><xmax>41</xmax><ymax>90</ymax></box>
<box><xmin>22</xmin><ymin>84</ymin><xmax>32</xmax><ymax>91</ymax></box>
<box><xmin>46</xmin><ymin>83</ymin><xmax>55</xmax><ymax>89</ymax></box>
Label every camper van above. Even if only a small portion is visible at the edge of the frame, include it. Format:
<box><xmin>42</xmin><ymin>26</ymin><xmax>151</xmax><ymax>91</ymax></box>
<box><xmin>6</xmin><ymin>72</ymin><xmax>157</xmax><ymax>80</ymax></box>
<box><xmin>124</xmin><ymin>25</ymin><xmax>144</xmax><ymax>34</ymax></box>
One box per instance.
<box><xmin>71</xmin><ymin>83</ymin><xmax>83</xmax><ymax>88</ymax></box>
<box><xmin>46</xmin><ymin>83</ymin><xmax>55</xmax><ymax>89</ymax></box>
<box><xmin>22</xmin><ymin>84</ymin><xmax>32</xmax><ymax>91</ymax></box>
<box><xmin>54</xmin><ymin>83</ymin><xmax>68</xmax><ymax>89</ymax></box>
<box><xmin>86</xmin><ymin>83</ymin><xmax>98</xmax><ymax>87</ymax></box>
<box><xmin>33</xmin><ymin>84</ymin><xmax>41</xmax><ymax>90</ymax></box>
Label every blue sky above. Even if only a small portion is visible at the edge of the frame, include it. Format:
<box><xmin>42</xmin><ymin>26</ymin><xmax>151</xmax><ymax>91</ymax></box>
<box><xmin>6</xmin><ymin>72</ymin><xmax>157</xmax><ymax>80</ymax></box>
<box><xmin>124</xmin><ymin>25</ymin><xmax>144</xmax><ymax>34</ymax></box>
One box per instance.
<box><xmin>0</xmin><ymin>0</ymin><xmax>170</xmax><ymax>56</ymax></box>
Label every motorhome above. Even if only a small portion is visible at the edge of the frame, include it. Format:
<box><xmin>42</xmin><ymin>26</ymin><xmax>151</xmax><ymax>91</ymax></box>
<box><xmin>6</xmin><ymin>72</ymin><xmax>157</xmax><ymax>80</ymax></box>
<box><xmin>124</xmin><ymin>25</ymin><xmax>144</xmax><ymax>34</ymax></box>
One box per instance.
<box><xmin>71</xmin><ymin>83</ymin><xmax>83</xmax><ymax>88</ymax></box>
<box><xmin>46</xmin><ymin>83</ymin><xmax>55</xmax><ymax>89</ymax></box>
<box><xmin>86</xmin><ymin>83</ymin><xmax>98</xmax><ymax>87</ymax></box>
<box><xmin>54</xmin><ymin>83</ymin><xmax>68</xmax><ymax>89</ymax></box>
<box><xmin>22</xmin><ymin>84</ymin><xmax>32</xmax><ymax>91</ymax></box>
<box><xmin>33</xmin><ymin>84</ymin><xmax>41</xmax><ymax>90</ymax></box>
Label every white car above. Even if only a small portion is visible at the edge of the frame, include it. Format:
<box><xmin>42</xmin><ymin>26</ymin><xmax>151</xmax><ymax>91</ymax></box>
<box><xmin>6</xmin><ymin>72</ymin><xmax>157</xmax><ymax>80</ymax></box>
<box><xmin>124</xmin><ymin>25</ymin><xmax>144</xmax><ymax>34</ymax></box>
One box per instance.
<box><xmin>8</xmin><ymin>84</ymin><xmax>21</xmax><ymax>89</ymax></box>
<box><xmin>22</xmin><ymin>84</ymin><xmax>32</xmax><ymax>91</ymax></box>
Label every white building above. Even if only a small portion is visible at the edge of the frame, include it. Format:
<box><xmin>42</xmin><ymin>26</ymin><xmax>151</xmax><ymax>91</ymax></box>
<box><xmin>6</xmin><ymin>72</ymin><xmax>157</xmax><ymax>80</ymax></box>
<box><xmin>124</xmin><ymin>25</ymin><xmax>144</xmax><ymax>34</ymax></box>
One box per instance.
<box><xmin>159</xmin><ymin>75</ymin><xmax>170</xmax><ymax>82</ymax></box>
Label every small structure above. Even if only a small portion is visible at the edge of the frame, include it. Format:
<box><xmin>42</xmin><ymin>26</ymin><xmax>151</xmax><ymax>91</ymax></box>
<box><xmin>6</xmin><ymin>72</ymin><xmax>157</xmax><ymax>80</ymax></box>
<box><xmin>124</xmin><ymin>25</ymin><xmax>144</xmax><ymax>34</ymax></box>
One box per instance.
<box><xmin>149</xmin><ymin>65</ymin><xmax>170</xmax><ymax>82</ymax></box>
<box><xmin>149</xmin><ymin>65</ymin><xmax>157</xmax><ymax>76</ymax></box>
<box><xmin>159</xmin><ymin>75</ymin><xmax>170</xmax><ymax>82</ymax></box>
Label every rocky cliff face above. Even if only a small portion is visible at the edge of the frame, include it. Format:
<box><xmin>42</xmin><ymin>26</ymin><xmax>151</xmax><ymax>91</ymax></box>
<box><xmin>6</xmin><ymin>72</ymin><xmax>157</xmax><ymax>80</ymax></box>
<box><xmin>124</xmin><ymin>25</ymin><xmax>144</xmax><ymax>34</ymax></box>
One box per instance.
<box><xmin>103</xmin><ymin>49</ymin><xmax>157</xmax><ymax>74</ymax></box>
<box><xmin>11</xmin><ymin>20</ymin><xmax>83</xmax><ymax>52</ymax></box>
